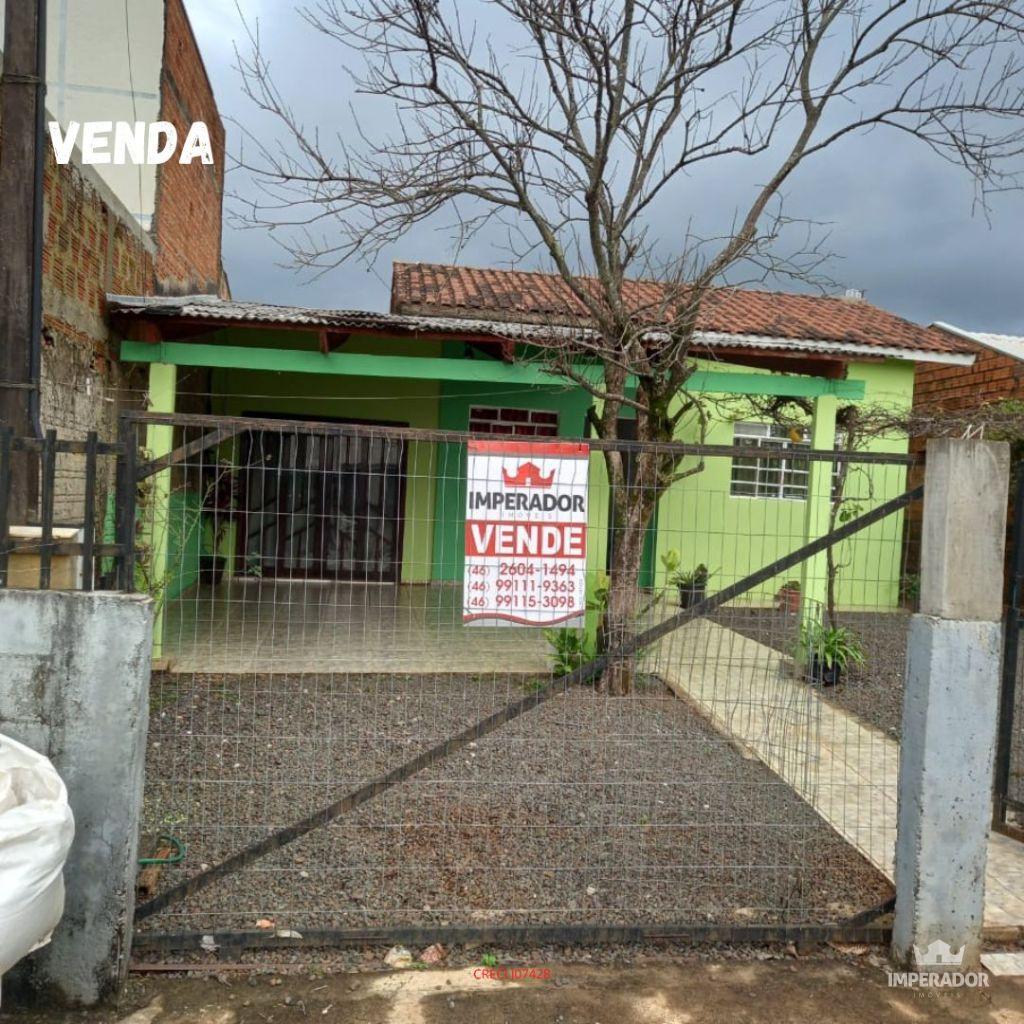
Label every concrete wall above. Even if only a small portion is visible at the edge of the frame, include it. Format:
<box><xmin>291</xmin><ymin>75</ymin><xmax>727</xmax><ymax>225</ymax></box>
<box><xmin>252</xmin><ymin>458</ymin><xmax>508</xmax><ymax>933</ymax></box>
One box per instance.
<box><xmin>893</xmin><ymin>438</ymin><xmax>1010</xmax><ymax>968</ymax></box>
<box><xmin>0</xmin><ymin>590</ymin><xmax>153</xmax><ymax>1005</ymax></box>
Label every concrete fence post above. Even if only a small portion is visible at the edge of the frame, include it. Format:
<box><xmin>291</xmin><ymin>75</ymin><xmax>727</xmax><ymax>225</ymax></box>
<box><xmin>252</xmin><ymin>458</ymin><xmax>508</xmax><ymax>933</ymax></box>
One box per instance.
<box><xmin>0</xmin><ymin>589</ymin><xmax>153</xmax><ymax>1005</ymax></box>
<box><xmin>893</xmin><ymin>437</ymin><xmax>1010</xmax><ymax>968</ymax></box>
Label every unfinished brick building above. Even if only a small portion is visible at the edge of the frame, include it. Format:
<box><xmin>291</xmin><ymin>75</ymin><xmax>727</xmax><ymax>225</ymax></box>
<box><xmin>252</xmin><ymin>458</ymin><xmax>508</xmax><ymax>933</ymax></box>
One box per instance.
<box><xmin>1</xmin><ymin>0</ymin><xmax>226</xmax><ymax>524</ymax></box>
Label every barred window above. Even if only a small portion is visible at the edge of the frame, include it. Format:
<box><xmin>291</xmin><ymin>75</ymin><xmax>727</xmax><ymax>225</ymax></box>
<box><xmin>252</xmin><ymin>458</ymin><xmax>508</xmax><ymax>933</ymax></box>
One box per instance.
<box><xmin>469</xmin><ymin>406</ymin><xmax>559</xmax><ymax>437</ymax></box>
<box><xmin>730</xmin><ymin>422</ymin><xmax>811</xmax><ymax>500</ymax></box>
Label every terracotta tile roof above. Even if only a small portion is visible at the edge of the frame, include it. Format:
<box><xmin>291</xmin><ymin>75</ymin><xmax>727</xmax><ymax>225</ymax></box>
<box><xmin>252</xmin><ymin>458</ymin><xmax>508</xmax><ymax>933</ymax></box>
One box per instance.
<box><xmin>392</xmin><ymin>262</ymin><xmax>972</xmax><ymax>358</ymax></box>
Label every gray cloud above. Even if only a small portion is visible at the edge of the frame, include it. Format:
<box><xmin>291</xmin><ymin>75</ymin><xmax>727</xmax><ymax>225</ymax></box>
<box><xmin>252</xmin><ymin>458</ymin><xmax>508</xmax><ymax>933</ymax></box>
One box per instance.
<box><xmin>187</xmin><ymin>0</ymin><xmax>1024</xmax><ymax>335</ymax></box>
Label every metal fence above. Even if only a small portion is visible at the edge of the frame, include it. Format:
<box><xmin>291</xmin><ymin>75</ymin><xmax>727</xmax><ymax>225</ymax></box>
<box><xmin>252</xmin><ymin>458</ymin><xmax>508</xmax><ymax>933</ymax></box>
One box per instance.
<box><xmin>995</xmin><ymin>466</ymin><xmax>1024</xmax><ymax>833</ymax></box>
<box><xmin>0</xmin><ymin>426</ymin><xmax>127</xmax><ymax>590</ymax></box>
<box><xmin>115</xmin><ymin>411</ymin><xmax>920</xmax><ymax>954</ymax></box>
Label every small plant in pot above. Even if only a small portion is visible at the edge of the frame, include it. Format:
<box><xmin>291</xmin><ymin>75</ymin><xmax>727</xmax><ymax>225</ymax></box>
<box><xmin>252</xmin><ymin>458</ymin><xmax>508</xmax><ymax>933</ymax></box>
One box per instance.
<box><xmin>661</xmin><ymin>551</ymin><xmax>713</xmax><ymax>609</ymax></box>
<box><xmin>799</xmin><ymin>620</ymin><xmax>865</xmax><ymax>687</ymax></box>
<box><xmin>775</xmin><ymin>579</ymin><xmax>801</xmax><ymax>614</ymax></box>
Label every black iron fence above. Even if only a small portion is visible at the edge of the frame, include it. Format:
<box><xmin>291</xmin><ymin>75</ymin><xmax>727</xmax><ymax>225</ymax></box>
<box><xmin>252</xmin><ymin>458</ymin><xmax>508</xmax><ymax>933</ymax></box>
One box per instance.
<box><xmin>0</xmin><ymin>426</ymin><xmax>128</xmax><ymax>590</ymax></box>
<box><xmin>995</xmin><ymin>466</ymin><xmax>1024</xmax><ymax>833</ymax></box>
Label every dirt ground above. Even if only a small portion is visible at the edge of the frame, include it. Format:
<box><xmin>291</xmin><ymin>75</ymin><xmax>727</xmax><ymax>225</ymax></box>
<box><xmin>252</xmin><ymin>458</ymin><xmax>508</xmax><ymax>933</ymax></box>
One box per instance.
<box><xmin>6</xmin><ymin>954</ymin><xmax>1024</xmax><ymax>1024</ymax></box>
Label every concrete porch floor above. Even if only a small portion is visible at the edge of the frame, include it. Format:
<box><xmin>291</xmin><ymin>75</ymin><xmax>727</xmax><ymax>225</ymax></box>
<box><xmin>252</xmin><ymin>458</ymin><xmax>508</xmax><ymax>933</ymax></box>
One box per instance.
<box><xmin>160</xmin><ymin>579</ymin><xmax>552</xmax><ymax>675</ymax></box>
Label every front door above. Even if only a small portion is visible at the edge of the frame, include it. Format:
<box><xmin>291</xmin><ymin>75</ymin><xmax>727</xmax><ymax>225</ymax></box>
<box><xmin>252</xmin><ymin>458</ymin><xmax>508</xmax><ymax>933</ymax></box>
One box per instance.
<box><xmin>238</xmin><ymin>426</ymin><xmax>406</xmax><ymax>581</ymax></box>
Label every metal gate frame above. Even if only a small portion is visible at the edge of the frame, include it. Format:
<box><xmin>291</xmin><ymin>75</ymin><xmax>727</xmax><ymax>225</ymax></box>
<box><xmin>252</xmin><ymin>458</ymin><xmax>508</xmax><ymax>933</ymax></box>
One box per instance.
<box><xmin>995</xmin><ymin>465</ymin><xmax>1024</xmax><ymax>834</ymax></box>
<box><xmin>125</xmin><ymin>410</ymin><xmax>920</xmax><ymax>955</ymax></box>
<box><xmin>0</xmin><ymin>426</ymin><xmax>127</xmax><ymax>589</ymax></box>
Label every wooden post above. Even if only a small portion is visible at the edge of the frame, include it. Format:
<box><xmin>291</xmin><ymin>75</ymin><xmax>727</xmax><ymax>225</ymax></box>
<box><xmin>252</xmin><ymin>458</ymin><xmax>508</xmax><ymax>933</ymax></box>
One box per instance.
<box><xmin>0</xmin><ymin>0</ymin><xmax>46</xmax><ymax>522</ymax></box>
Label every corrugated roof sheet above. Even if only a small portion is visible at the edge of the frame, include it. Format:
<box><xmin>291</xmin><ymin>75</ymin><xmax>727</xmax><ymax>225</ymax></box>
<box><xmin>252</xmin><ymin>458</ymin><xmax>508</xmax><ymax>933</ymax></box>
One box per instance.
<box><xmin>933</xmin><ymin>322</ymin><xmax>1024</xmax><ymax>363</ymax></box>
<box><xmin>106</xmin><ymin>292</ymin><xmax>974</xmax><ymax>364</ymax></box>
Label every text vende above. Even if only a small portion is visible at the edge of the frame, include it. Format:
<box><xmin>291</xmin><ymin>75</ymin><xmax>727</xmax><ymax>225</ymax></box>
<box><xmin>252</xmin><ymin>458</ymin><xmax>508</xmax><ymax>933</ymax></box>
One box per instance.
<box><xmin>465</xmin><ymin>521</ymin><xmax>587</xmax><ymax>558</ymax></box>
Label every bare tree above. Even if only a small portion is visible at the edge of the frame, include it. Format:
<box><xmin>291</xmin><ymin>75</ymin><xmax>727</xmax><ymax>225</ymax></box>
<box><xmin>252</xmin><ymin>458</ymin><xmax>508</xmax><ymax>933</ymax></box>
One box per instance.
<box><xmin>234</xmin><ymin>0</ymin><xmax>1024</xmax><ymax>693</ymax></box>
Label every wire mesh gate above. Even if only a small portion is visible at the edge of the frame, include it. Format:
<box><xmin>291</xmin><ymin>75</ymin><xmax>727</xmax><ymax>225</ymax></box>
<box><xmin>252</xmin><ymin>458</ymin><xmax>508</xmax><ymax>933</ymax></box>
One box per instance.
<box><xmin>119</xmin><ymin>411</ymin><xmax>920</xmax><ymax>954</ymax></box>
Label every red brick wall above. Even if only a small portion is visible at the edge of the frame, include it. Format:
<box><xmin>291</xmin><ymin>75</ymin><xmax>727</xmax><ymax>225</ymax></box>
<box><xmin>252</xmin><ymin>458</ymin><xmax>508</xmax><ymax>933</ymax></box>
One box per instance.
<box><xmin>912</xmin><ymin>344</ymin><xmax>1023</xmax><ymax>419</ymax></box>
<box><xmin>43</xmin><ymin>158</ymin><xmax>156</xmax><ymax>324</ymax></box>
<box><xmin>38</xmin><ymin>145</ymin><xmax>157</xmax><ymax>519</ymax></box>
<box><xmin>152</xmin><ymin>0</ymin><xmax>226</xmax><ymax>296</ymax></box>
<box><xmin>908</xmin><ymin>340</ymin><xmax>1022</xmax><ymax>592</ymax></box>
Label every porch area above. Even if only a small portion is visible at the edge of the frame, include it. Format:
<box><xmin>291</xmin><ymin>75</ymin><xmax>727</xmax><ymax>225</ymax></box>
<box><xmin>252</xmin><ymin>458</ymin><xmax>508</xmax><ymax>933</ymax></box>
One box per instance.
<box><xmin>161</xmin><ymin>579</ymin><xmax>551</xmax><ymax>675</ymax></box>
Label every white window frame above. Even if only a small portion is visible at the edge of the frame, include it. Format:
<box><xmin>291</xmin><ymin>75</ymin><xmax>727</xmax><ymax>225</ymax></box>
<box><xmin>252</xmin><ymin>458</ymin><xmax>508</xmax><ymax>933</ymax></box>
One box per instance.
<box><xmin>468</xmin><ymin>405</ymin><xmax>560</xmax><ymax>436</ymax></box>
<box><xmin>730</xmin><ymin>421</ymin><xmax>811</xmax><ymax>500</ymax></box>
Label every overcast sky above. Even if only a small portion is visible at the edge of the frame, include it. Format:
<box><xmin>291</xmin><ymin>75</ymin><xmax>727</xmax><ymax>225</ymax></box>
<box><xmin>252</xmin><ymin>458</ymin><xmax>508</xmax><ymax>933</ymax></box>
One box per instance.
<box><xmin>185</xmin><ymin>0</ymin><xmax>1024</xmax><ymax>335</ymax></box>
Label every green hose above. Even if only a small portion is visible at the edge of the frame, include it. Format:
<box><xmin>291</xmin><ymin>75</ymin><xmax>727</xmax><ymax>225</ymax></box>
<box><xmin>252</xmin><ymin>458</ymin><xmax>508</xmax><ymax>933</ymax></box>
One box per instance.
<box><xmin>138</xmin><ymin>834</ymin><xmax>186</xmax><ymax>865</ymax></box>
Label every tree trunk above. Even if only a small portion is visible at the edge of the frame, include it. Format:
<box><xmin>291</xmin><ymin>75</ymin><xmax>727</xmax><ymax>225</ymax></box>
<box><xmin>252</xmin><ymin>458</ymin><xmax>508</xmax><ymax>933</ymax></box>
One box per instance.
<box><xmin>598</xmin><ymin>489</ymin><xmax>656</xmax><ymax>696</ymax></box>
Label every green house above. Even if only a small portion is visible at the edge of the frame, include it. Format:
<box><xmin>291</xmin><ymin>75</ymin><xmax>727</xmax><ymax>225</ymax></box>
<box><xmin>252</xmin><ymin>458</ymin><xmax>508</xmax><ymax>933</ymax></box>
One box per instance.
<box><xmin>108</xmin><ymin>263</ymin><xmax>973</xmax><ymax>659</ymax></box>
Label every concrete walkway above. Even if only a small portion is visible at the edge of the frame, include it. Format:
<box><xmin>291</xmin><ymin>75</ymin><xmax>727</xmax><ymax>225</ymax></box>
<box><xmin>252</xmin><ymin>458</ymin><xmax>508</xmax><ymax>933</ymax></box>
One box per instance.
<box><xmin>649</xmin><ymin>617</ymin><xmax>1024</xmax><ymax>933</ymax></box>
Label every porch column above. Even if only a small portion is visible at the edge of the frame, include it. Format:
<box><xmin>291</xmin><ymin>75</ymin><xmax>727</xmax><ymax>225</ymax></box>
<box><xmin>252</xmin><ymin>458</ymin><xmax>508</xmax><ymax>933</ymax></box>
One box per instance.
<box><xmin>799</xmin><ymin>393</ymin><xmax>837</xmax><ymax>623</ymax></box>
<box><xmin>143</xmin><ymin>362</ymin><xmax>176</xmax><ymax>659</ymax></box>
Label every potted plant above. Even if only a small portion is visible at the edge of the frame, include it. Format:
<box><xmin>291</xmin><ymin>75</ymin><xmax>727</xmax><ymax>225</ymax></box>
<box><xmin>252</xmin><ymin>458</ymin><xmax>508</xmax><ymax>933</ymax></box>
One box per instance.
<box><xmin>660</xmin><ymin>550</ymin><xmax>714</xmax><ymax>608</ymax></box>
<box><xmin>775</xmin><ymin>579</ymin><xmax>801</xmax><ymax>614</ymax></box>
<box><xmin>799</xmin><ymin>621</ymin><xmax>865</xmax><ymax>687</ymax></box>
<box><xmin>671</xmin><ymin>561</ymin><xmax>712</xmax><ymax>608</ymax></box>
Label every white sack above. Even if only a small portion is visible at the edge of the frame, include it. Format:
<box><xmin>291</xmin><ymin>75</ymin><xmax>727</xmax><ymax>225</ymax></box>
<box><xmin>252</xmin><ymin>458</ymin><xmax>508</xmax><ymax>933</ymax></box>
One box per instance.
<box><xmin>0</xmin><ymin>733</ymin><xmax>75</xmax><ymax>977</ymax></box>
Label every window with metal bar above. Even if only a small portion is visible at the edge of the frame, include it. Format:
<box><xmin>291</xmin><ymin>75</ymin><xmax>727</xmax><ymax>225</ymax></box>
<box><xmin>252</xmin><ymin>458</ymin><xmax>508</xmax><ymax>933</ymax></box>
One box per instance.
<box><xmin>469</xmin><ymin>406</ymin><xmax>559</xmax><ymax>436</ymax></box>
<box><xmin>730</xmin><ymin>422</ymin><xmax>811</xmax><ymax>499</ymax></box>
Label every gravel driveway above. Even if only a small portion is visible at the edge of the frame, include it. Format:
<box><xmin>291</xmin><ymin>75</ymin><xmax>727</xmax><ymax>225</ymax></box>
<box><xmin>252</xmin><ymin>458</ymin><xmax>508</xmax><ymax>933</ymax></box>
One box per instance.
<box><xmin>712</xmin><ymin>607</ymin><xmax>910</xmax><ymax>740</ymax></box>
<box><xmin>140</xmin><ymin>671</ymin><xmax>891</xmax><ymax>936</ymax></box>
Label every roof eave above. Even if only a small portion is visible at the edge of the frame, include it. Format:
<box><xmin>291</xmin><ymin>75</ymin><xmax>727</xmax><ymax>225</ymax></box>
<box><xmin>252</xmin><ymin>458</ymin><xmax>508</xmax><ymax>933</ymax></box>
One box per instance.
<box><xmin>694</xmin><ymin>330</ymin><xmax>976</xmax><ymax>367</ymax></box>
<box><xmin>105</xmin><ymin>295</ymin><xmax>973</xmax><ymax>366</ymax></box>
<box><xmin>931</xmin><ymin>321</ymin><xmax>1024</xmax><ymax>364</ymax></box>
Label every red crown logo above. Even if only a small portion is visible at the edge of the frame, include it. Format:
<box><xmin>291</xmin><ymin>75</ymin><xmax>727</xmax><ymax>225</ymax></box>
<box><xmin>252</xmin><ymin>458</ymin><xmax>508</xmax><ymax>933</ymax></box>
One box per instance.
<box><xmin>502</xmin><ymin>462</ymin><xmax>554</xmax><ymax>488</ymax></box>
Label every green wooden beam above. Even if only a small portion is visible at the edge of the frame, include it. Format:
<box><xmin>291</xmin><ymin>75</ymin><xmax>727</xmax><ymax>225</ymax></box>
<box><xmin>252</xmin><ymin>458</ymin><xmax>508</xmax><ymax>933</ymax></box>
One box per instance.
<box><xmin>119</xmin><ymin>340</ymin><xmax>865</xmax><ymax>400</ymax></box>
<box><xmin>690</xmin><ymin>370</ymin><xmax>864</xmax><ymax>399</ymax></box>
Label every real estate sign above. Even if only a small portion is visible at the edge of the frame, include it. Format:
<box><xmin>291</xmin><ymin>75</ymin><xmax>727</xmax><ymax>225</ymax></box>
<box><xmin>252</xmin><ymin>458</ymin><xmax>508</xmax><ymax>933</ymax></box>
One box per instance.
<box><xmin>463</xmin><ymin>440</ymin><xmax>590</xmax><ymax>627</ymax></box>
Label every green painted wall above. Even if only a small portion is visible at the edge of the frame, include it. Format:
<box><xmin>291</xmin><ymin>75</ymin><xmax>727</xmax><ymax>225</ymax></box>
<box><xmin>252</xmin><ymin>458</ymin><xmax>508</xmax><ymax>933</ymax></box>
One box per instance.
<box><xmin>431</xmin><ymin>380</ymin><xmax>593</xmax><ymax>580</ymax></box>
<box><xmin>214</xmin><ymin>335</ymin><xmax>441</xmax><ymax>583</ymax></box>
<box><xmin>650</xmin><ymin>358</ymin><xmax>915</xmax><ymax>610</ymax></box>
<box><xmin>140</xmin><ymin>323</ymin><xmax>915</xmax><ymax>610</ymax></box>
